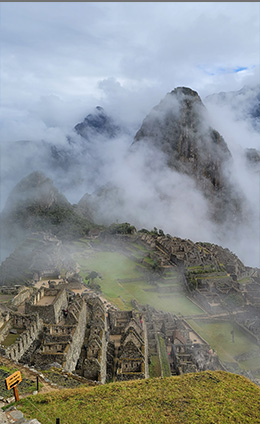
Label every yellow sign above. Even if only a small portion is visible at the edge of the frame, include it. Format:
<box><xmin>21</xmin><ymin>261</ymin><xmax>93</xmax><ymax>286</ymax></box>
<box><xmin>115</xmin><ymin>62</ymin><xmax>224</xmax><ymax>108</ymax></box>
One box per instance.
<box><xmin>5</xmin><ymin>371</ymin><xmax>22</xmax><ymax>391</ymax></box>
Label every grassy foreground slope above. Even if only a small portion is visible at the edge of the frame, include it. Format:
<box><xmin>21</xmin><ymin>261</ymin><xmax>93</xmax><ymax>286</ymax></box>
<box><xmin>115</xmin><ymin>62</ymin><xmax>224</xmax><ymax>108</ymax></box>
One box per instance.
<box><xmin>18</xmin><ymin>371</ymin><xmax>260</xmax><ymax>424</ymax></box>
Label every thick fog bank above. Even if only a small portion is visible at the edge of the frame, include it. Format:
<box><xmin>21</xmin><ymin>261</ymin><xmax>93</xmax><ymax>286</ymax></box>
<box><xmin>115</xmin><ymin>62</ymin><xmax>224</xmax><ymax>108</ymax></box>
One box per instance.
<box><xmin>1</xmin><ymin>86</ymin><xmax>260</xmax><ymax>268</ymax></box>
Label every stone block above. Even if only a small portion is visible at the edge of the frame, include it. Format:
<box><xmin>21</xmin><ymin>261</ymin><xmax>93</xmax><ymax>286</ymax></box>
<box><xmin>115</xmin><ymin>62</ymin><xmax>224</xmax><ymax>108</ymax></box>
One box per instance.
<box><xmin>6</xmin><ymin>408</ymin><xmax>24</xmax><ymax>420</ymax></box>
<box><xmin>6</xmin><ymin>396</ymin><xmax>15</xmax><ymax>403</ymax></box>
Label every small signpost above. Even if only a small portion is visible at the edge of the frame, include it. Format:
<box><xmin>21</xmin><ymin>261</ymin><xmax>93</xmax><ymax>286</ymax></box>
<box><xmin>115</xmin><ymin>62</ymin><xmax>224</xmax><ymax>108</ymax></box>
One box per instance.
<box><xmin>5</xmin><ymin>370</ymin><xmax>22</xmax><ymax>401</ymax></box>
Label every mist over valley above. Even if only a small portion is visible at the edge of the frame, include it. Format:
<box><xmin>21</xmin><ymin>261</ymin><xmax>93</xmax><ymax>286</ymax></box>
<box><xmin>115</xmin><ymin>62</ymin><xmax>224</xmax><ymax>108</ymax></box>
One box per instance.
<box><xmin>1</xmin><ymin>84</ymin><xmax>260</xmax><ymax>268</ymax></box>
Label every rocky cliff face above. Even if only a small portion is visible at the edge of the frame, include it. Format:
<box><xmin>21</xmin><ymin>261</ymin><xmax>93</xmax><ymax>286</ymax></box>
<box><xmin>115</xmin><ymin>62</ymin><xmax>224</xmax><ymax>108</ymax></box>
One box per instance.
<box><xmin>133</xmin><ymin>87</ymin><xmax>244</xmax><ymax>224</ymax></box>
<box><xmin>74</xmin><ymin>106</ymin><xmax>121</xmax><ymax>140</ymax></box>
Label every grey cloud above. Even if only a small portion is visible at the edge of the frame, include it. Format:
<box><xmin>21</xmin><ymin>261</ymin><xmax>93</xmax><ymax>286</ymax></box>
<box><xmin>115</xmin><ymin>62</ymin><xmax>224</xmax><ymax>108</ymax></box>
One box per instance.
<box><xmin>1</xmin><ymin>2</ymin><xmax>259</xmax><ymax>107</ymax></box>
<box><xmin>0</xmin><ymin>2</ymin><xmax>259</xmax><ymax>268</ymax></box>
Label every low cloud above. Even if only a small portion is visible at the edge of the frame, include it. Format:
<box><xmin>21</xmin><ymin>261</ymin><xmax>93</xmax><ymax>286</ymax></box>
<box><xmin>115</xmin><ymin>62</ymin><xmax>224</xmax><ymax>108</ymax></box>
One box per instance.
<box><xmin>1</xmin><ymin>79</ymin><xmax>260</xmax><ymax>268</ymax></box>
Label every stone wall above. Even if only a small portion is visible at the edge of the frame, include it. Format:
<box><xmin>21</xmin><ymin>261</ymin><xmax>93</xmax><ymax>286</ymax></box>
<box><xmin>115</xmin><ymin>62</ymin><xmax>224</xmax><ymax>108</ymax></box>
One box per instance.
<box><xmin>99</xmin><ymin>328</ymin><xmax>107</xmax><ymax>384</ymax></box>
<box><xmin>0</xmin><ymin>319</ymin><xmax>13</xmax><ymax>345</ymax></box>
<box><xmin>82</xmin><ymin>358</ymin><xmax>100</xmax><ymax>381</ymax></box>
<box><xmin>0</xmin><ymin>287</ymin><xmax>19</xmax><ymax>295</ymax></box>
<box><xmin>45</xmin><ymin>324</ymin><xmax>75</xmax><ymax>342</ymax></box>
<box><xmin>132</xmin><ymin>301</ymin><xmax>215</xmax><ymax>376</ymax></box>
<box><xmin>11</xmin><ymin>286</ymin><xmax>34</xmax><ymax>308</ymax></box>
<box><xmin>0</xmin><ymin>311</ymin><xmax>10</xmax><ymax>331</ymax></box>
<box><xmin>34</xmin><ymin>352</ymin><xmax>66</xmax><ymax>368</ymax></box>
<box><xmin>34</xmin><ymin>295</ymin><xmax>87</xmax><ymax>371</ymax></box>
<box><xmin>25</xmin><ymin>288</ymin><xmax>68</xmax><ymax>324</ymax></box>
<box><xmin>63</xmin><ymin>299</ymin><xmax>87</xmax><ymax>372</ymax></box>
<box><xmin>40</xmin><ymin>341</ymin><xmax>69</xmax><ymax>354</ymax></box>
<box><xmin>75</xmin><ymin>296</ymin><xmax>107</xmax><ymax>382</ymax></box>
<box><xmin>107</xmin><ymin>310</ymin><xmax>146</xmax><ymax>382</ymax></box>
<box><xmin>0</xmin><ymin>313</ymin><xmax>37</xmax><ymax>344</ymax></box>
<box><xmin>27</xmin><ymin>287</ymin><xmax>45</xmax><ymax>305</ymax></box>
<box><xmin>109</xmin><ymin>310</ymin><xmax>133</xmax><ymax>335</ymax></box>
<box><xmin>0</xmin><ymin>313</ymin><xmax>42</xmax><ymax>362</ymax></box>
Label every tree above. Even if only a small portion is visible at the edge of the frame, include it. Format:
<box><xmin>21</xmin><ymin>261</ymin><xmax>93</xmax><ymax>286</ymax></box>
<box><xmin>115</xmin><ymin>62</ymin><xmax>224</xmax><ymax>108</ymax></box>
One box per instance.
<box><xmin>86</xmin><ymin>271</ymin><xmax>99</xmax><ymax>284</ymax></box>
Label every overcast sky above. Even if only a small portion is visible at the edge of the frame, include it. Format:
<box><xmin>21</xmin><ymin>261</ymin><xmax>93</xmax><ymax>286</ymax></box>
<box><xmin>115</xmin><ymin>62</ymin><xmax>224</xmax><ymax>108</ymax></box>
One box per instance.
<box><xmin>0</xmin><ymin>2</ymin><xmax>260</xmax><ymax>266</ymax></box>
<box><xmin>1</xmin><ymin>2</ymin><xmax>259</xmax><ymax>135</ymax></box>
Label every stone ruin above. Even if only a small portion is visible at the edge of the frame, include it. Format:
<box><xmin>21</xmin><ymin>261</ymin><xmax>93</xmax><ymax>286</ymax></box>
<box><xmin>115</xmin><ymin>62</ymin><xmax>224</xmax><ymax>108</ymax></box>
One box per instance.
<box><xmin>141</xmin><ymin>233</ymin><xmax>220</xmax><ymax>269</ymax></box>
<box><xmin>76</xmin><ymin>295</ymin><xmax>107</xmax><ymax>383</ymax></box>
<box><xmin>0</xmin><ymin>230</ymin><xmax>260</xmax><ymax>387</ymax></box>
<box><xmin>0</xmin><ymin>312</ymin><xmax>41</xmax><ymax>362</ymax></box>
<box><xmin>133</xmin><ymin>301</ymin><xmax>222</xmax><ymax>376</ymax></box>
<box><xmin>27</xmin><ymin>289</ymin><xmax>87</xmax><ymax>373</ymax></box>
<box><xmin>108</xmin><ymin>309</ymin><xmax>146</xmax><ymax>381</ymax></box>
<box><xmin>75</xmin><ymin>297</ymin><xmax>146</xmax><ymax>383</ymax></box>
<box><xmin>25</xmin><ymin>287</ymin><xmax>68</xmax><ymax>324</ymax></box>
<box><xmin>140</xmin><ymin>233</ymin><xmax>260</xmax><ymax>325</ymax></box>
<box><xmin>0</xmin><ymin>280</ymin><xmax>232</xmax><ymax>384</ymax></box>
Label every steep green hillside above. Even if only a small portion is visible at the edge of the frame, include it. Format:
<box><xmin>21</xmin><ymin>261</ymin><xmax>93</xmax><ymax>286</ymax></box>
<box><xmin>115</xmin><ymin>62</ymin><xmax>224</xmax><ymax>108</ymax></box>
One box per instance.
<box><xmin>17</xmin><ymin>371</ymin><xmax>260</xmax><ymax>424</ymax></box>
<box><xmin>0</xmin><ymin>172</ymin><xmax>94</xmax><ymax>263</ymax></box>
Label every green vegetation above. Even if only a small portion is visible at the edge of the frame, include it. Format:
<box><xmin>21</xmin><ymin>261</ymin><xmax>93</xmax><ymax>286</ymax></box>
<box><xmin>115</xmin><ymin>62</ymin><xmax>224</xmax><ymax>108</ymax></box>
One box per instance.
<box><xmin>107</xmin><ymin>222</ymin><xmax>136</xmax><ymax>234</ymax></box>
<box><xmin>143</xmin><ymin>255</ymin><xmax>155</xmax><ymax>265</ymax></box>
<box><xmin>71</xmin><ymin>236</ymin><xmax>257</xmax><ymax>377</ymax></box>
<box><xmin>238</xmin><ymin>277</ymin><xmax>251</xmax><ymax>284</ymax></box>
<box><xmin>187</xmin><ymin>319</ymin><xmax>260</xmax><ymax>371</ymax></box>
<box><xmin>78</xmin><ymin>250</ymin><xmax>142</xmax><ymax>309</ymax></box>
<box><xmin>1</xmin><ymin>329</ymin><xmax>24</xmax><ymax>347</ymax></box>
<box><xmin>185</xmin><ymin>266</ymin><xmax>230</xmax><ymax>290</ymax></box>
<box><xmin>148</xmin><ymin>355</ymin><xmax>161</xmax><ymax>378</ymax></box>
<box><xmin>11</xmin><ymin>202</ymin><xmax>93</xmax><ymax>240</ymax></box>
<box><xmin>16</xmin><ymin>371</ymin><xmax>260</xmax><ymax>424</ymax></box>
<box><xmin>157</xmin><ymin>335</ymin><xmax>171</xmax><ymax>377</ymax></box>
<box><xmin>0</xmin><ymin>365</ymin><xmax>40</xmax><ymax>398</ymax></box>
<box><xmin>73</xmin><ymin>240</ymin><xmax>204</xmax><ymax>315</ymax></box>
<box><xmin>240</xmin><ymin>356</ymin><xmax>260</xmax><ymax>374</ymax></box>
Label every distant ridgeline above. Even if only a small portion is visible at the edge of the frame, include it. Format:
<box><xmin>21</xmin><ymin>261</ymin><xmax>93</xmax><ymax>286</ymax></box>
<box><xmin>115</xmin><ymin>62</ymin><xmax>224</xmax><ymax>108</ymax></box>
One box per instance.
<box><xmin>0</xmin><ymin>232</ymin><xmax>76</xmax><ymax>285</ymax></box>
<box><xmin>0</xmin><ymin>171</ymin><xmax>97</xmax><ymax>263</ymax></box>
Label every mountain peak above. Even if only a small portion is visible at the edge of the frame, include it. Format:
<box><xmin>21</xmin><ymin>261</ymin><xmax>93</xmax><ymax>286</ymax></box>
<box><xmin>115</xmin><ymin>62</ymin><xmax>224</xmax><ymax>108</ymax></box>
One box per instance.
<box><xmin>14</xmin><ymin>171</ymin><xmax>50</xmax><ymax>189</ymax></box>
<box><xmin>170</xmin><ymin>86</ymin><xmax>200</xmax><ymax>97</ymax></box>
<box><xmin>133</xmin><ymin>87</ymin><xmax>243</xmax><ymax>223</ymax></box>
<box><xmin>74</xmin><ymin>106</ymin><xmax>121</xmax><ymax>140</ymax></box>
<box><xmin>3</xmin><ymin>171</ymin><xmax>69</xmax><ymax>214</ymax></box>
<box><xmin>0</xmin><ymin>172</ymin><xmax>93</xmax><ymax>261</ymax></box>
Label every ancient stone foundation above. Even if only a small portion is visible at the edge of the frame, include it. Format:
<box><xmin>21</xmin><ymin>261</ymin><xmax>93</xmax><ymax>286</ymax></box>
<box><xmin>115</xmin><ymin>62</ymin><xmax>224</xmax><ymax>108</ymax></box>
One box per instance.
<box><xmin>0</xmin><ymin>313</ymin><xmax>42</xmax><ymax>362</ymax></box>
<box><xmin>25</xmin><ymin>287</ymin><xmax>68</xmax><ymax>324</ymax></box>
<box><xmin>33</xmin><ymin>294</ymin><xmax>86</xmax><ymax>371</ymax></box>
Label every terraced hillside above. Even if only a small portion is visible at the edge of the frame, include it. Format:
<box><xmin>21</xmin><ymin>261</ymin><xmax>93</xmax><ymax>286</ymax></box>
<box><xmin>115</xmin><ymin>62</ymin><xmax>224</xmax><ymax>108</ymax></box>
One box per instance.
<box><xmin>70</xmin><ymin>236</ymin><xmax>203</xmax><ymax>315</ymax></box>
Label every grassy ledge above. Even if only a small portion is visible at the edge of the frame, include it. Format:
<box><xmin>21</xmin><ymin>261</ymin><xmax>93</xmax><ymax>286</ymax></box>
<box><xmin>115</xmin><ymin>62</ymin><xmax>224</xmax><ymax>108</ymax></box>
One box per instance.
<box><xmin>16</xmin><ymin>371</ymin><xmax>260</xmax><ymax>424</ymax></box>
